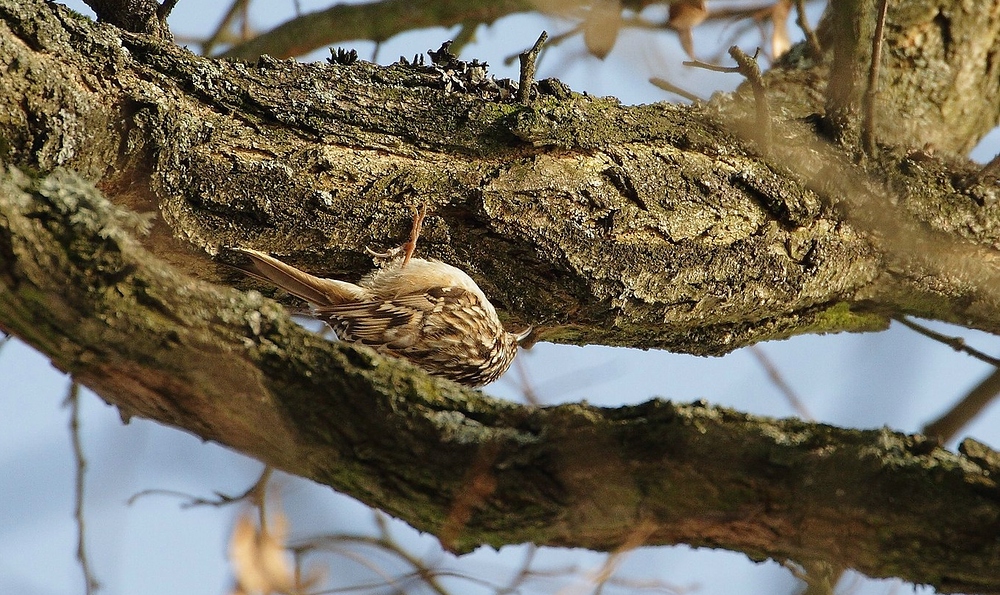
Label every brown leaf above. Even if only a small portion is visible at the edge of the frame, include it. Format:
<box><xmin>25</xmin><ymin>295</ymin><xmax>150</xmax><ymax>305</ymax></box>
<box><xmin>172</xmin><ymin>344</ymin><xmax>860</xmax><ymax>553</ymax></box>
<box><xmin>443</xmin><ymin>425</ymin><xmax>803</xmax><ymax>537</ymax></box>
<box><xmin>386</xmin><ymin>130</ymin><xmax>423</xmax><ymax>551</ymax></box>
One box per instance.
<box><xmin>771</xmin><ymin>0</ymin><xmax>793</xmax><ymax>59</ymax></box>
<box><xmin>583</xmin><ymin>0</ymin><xmax>623</xmax><ymax>59</ymax></box>
<box><xmin>668</xmin><ymin>0</ymin><xmax>708</xmax><ymax>58</ymax></box>
<box><xmin>228</xmin><ymin>511</ymin><xmax>295</xmax><ymax>595</ymax></box>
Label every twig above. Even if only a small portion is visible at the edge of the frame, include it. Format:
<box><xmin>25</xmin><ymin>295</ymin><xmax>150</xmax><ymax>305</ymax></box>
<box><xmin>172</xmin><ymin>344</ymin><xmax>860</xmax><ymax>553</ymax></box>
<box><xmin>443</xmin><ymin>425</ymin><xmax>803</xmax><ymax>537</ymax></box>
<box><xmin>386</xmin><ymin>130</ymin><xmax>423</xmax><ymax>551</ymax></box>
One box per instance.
<box><xmin>512</xmin><ymin>357</ymin><xmax>543</xmax><ymax>406</ymax></box>
<box><xmin>127</xmin><ymin>466</ymin><xmax>274</xmax><ymax>508</ymax></box>
<box><xmin>449</xmin><ymin>22</ymin><xmax>477</xmax><ymax>56</ymax></box>
<box><xmin>749</xmin><ymin>346</ymin><xmax>813</xmax><ymax>419</ymax></box>
<box><xmin>65</xmin><ymin>380</ymin><xmax>100</xmax><ymax>595</ymax></box>
<box><xmin>649</xmin><ymin>77</ymin><xmax>703</xmax><ymax>102</ymax></box>
<box><xmin>862</xmin><ymin>0</ymin><xmax>889</xmax><ymax>157</ymax></box>
<box><xmin>794</xmin><ymin>0</ymin><xmax>822</xmax><ymax>58</ymax></box>
<box><xmin>923</xmin><ymin>368</ymin><xmax>1000</xmax><ymax>442</ymax></box>
<box><xmin>728</xmin><ymin>46</ymin><xmax>772</xmax><ymax>151</ymax></box>
<box><xmin>504</xmin><ymin>27</ymin><xmax>577</xmax><ymax>66</ymax></box>
<box><xmin>497</xmin><ymin>545</ymin><xmax>538</xmax><ymax>595</ymax></box>
<box><xmin>157</xmin><ymin>0</ymin><xmax>179</xmax><ymax>22</ymax></box>
<box><xmin>684</xmin><ymin>44</ymin><xmax>773</xmax><ymax>147</ymax></box>
<box><xmin>682</xmin><ymin>58</ymin><xmax>739</xmax><ymax>73</ymax></box>
<box><xmin>584</xmin><ymin>521</ymin><xmax>656</xmax><ymax>589</ymax></box>
<box><xmin>893</xmin><ymin>316</ymin><xmax>1000</xmax><ymax>368</ymax></box>
<box><xmin>518</xmin><ymin>31</ymin><xmax>548</xmax><ymax>104</ymax></box>
<box><xmin>203</xmin><ymin>0</ymin><xmax>251</xmax><ymax>56</ymax></box>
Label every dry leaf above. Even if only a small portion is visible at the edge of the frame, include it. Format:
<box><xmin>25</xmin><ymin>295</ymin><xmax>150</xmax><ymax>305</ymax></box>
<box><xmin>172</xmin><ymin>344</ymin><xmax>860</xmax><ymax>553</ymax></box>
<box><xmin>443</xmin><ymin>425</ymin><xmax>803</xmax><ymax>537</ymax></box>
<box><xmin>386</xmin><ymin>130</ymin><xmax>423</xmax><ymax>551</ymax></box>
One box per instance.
<box><xmin>668</xmin><ymin>0</ymin><xmax>708</xmax><ymax>58</ymax></box>
<box><xmin>771</xmin><ymin>0</ymin><xmax>793</xmax><ymax>59</ymax></box>
<box><xmin>229</xmin><ymin>511</ymin><xmax>295</xmax><ymax>595</ymax></box>
<box><xmin>583</xmin><ymin>0</ymin><xmax>623</xmax><ymax>59</ymax></box>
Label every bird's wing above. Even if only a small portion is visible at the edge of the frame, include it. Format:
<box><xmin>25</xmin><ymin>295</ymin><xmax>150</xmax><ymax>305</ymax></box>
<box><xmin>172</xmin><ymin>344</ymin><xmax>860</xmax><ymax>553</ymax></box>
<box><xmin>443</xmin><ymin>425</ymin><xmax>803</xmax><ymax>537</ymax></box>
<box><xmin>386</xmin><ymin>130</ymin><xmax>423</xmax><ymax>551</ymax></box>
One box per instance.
<box><xmin>315</xmin><ymin>286</ymin><xmax>493</xmax><ymax>354</ymax></box>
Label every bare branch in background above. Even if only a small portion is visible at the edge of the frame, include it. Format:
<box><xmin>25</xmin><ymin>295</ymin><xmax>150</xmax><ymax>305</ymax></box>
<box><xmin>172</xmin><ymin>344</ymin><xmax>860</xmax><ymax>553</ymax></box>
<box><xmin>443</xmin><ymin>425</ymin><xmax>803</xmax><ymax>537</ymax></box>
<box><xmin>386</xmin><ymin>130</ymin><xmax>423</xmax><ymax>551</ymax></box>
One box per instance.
<box><xmin>650</xmin><ymin>76</ymin><xmax>704</xmax><ymax>102</ymax></box>
<box><xmin>127</xmin><ymin>466</ymin><xmax>274</xmax><ymax>509</ymax></box>
<box><xmin>894</xmin><ymin>317</ymin><xmax>1000</xmax><ymax>368</ymax></box>
<box><xmin>861</xmin><ymin>0</ymin><xmax>889</xmax><ymax>157</ymax></box>
<box><xmin>749</xmin><ymin>346</ymin><xmax>813</xmax><ymax>420</ymax></box>
<box><xmin>794</xmin><ymin>0</ymin><xmax>823</xmax><ymax>58</ymax></box>
<box><xmin>64</xmin><ymin>380</ymin><xmax>99</xmax><ymax>595</ymax></box>
<box><xmin>202</xmin><ymin>0</ymin><xmax>252</xmax><ymax>56</ymax></box>
<box><xmin>924</xmin><ymin>369</ymin><xmax>1000</xmax><ymax>442</ymax></box>
<box><xmin>771</xmin><ymin>0</ymin><xmax>792</xmax><ymax>58</ymax></box>
<box><xmin>667</xmin><ymin>0</ymin><xmax>708</xmax><ymax>58</ymax></box>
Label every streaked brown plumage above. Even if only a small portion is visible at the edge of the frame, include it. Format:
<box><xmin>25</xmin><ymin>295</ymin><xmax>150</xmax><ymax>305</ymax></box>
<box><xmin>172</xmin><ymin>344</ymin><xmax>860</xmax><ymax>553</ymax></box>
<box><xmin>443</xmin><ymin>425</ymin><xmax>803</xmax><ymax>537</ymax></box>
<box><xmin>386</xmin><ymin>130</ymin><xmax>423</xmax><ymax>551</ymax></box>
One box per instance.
<box><xmin>234</xmin><ymin>247</ymin><xmax>527</xmax><ymax>387</ymax></box>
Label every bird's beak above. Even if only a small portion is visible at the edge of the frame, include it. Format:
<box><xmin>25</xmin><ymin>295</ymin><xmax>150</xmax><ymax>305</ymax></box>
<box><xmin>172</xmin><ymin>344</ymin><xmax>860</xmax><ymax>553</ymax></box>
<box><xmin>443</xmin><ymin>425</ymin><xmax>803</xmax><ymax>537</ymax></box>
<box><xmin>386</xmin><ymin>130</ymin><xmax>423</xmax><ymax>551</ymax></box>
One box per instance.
<box><xmin>514</xmin><ymin>326</ymin><xmax>533</xmax><ymax>343</ymax></box>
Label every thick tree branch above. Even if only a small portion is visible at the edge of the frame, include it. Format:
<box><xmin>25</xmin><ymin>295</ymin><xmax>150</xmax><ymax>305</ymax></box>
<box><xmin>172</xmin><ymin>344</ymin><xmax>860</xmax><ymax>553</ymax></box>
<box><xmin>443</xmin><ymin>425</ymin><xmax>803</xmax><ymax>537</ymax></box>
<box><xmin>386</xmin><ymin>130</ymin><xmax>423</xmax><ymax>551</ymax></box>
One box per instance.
<box><xmin>5</xmin><ymin>0</ymin><xmax>1000</xmax><ymax>354</ymax></box>
<box><xmin>1</xmin><ymin>165</ymin><xmax>1000</xmax><ymax>592</ymax></box>
<box><xmin>817</xmin><ymin>0</ymin><xmax>1000</xmax><ymax>153</ymax></box>
<box><xmin>220</xmin><ymin>0</ymin><xmax>533</xmax><ymax>60</ymax></box>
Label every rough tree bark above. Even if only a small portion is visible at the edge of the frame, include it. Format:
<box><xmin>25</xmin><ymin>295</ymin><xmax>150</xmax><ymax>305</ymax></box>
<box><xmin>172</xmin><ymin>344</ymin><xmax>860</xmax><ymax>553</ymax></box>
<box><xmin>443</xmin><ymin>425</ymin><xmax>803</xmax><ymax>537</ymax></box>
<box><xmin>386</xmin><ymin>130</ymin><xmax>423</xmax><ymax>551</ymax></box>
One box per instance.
<box><xmin>1</xmin><ymin>0</ymin><xmax>1000</xmax><ymax>592</ymax></box>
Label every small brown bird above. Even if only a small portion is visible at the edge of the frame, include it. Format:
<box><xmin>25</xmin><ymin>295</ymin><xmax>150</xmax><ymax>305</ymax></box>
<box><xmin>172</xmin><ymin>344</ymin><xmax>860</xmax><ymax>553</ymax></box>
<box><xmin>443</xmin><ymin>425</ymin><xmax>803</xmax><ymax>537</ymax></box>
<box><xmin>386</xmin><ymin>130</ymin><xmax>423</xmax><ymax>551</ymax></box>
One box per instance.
<box><xmin>235</xmin><ymin>208</ymin><xmax>528</xmax><ymax>387</ymax></box>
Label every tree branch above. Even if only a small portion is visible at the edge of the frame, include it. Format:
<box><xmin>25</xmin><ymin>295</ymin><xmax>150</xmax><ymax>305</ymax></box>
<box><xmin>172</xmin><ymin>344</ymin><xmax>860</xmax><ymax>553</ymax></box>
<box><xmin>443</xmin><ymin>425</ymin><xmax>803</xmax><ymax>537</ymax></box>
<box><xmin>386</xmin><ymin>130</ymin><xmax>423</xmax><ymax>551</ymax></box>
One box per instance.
<box><xmin>2</xmin><ymin>165</ymin><xmax>1000</xmax><ymax>592</ymax></box>
<box><xmin>6</xmin><ymin>0</ymin><xmax>1000</xmax><ymax>353</ymax></box>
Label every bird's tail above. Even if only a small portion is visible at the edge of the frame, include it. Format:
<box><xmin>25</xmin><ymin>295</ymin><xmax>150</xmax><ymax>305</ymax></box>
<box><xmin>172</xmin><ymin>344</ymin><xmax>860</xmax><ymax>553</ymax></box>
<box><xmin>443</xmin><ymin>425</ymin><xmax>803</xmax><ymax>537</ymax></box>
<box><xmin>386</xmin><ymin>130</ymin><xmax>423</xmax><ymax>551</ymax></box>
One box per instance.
<box><xmin>233</xmin><ymin>248</ymin><xmax>368</xmax><ymax>306</ymax></box>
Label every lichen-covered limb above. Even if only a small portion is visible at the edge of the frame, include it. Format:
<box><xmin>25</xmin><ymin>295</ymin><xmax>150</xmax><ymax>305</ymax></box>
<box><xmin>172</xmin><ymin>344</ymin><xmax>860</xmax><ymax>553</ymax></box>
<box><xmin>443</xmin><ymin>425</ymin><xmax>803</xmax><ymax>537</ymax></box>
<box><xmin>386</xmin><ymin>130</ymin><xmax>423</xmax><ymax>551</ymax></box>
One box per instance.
<box><xmin>3</xmin><ymin>1</ymin><xmax>1000</xmax><ymax>355</ymax></box>
<box><xmin>2</xmin><ymin>166</ymin><xmax>999</xmax><ymax>592</ymax></box>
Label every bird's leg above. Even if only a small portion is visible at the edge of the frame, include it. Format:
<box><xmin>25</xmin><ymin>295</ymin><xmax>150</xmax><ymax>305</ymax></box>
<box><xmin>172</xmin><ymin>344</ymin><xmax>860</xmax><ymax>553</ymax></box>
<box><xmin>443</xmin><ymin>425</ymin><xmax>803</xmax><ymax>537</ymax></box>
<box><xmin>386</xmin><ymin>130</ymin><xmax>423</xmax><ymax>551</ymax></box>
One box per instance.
<box><xmin>365</xmin><ymin>204</ymin><xmax>428</xmax><ymax>266</ymax></box>
<box><xmin>400</xmin><ymin>204</ymin><xmax>427</xmax><ymax>267</ymax></box>
<box><xmin>365</xmin><ymin>204</ymin><xmax>427</xmax><ymax>268</ymax></box>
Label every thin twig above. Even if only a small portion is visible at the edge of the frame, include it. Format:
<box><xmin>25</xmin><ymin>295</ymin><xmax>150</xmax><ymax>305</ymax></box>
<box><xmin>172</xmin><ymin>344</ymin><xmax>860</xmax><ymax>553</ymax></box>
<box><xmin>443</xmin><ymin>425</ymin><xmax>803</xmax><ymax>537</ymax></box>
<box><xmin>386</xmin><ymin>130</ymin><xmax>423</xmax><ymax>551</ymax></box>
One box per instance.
<box><xmin>239</xmin><ymin>1</ymin><xmax>250</xmax><ymax>42</ymax></box>
<box><xmin>794</xmin><ymin>0</ymin><xmax>822</xmax><ymax>58</ymax></box>
<box><xmin>682</xmin><ymin>58</ymin><xmax>739</xmax><ymax>73</ymax></box>
<box><xmin>893</xmin><ymin>316</ymin><xmax>1000</xmax><ymax>368</ymax></box>
<box><xmin>923</xmin><ymin>368</ymin><xmax>1000</xmax><ymax>442</ymax></box>
<box><xmin>497</xmin><ymin>545</ymin><xmax>538</xmax><ymax>595</ymax></box>
<box><xmin>583</xmin><ymin>521</ymin><xmax>657</xmax><ymax>592</ymax></box>
<box><xmin>512</xmin><ymin>357</ymin><xmax>542</xmax><ymax>406</ymax></box>
<box><xmin>449</xmin><ymin>22</ymin><xmax>477</xmax><ymax>56</ymax></box>
<box><xmin>518</xmin><ymin>31</ymin><xmax>549</xmax><ymax>104</ymax></box>
<box><xmin>203</xmin><ymin>0</ymin><xmax>251</xmax><ymax>56</ymax></box>
<box><xmin>862</xmin><ymin>0</ymin><xmax>889</xmax><ymax>157</ymax></box>
<box><xmin>251</xmin><ymin>466</ymin><xmax>274</xmax><ymax>533</ymax></box>
<box><xmin>127</xmin><ymin>465</ymin><xmax>274</xmax><ymax>508</ymax></box>
<box><xmin>728</xmin><ymin>46</ymin><xmax>772</xmax><ymax>151</ymax></box>
<box><xmin>65</xmin><ymin>380</ymin><xmax>100</xmax><ymax>595</ymax></box>
<box><xmin>649</xmin><ymin>77</ymin><xmax>703</xmax><ymax>102</ymax></box>
<box><xmin>504</xmin><ymin>26</ymin><xmax>578</xmax><ymax>67</ymax></box>
<box><xmin>749</xmin><ymin>346</ymin><xmax>813</xmax><ymax>419</ymax></box>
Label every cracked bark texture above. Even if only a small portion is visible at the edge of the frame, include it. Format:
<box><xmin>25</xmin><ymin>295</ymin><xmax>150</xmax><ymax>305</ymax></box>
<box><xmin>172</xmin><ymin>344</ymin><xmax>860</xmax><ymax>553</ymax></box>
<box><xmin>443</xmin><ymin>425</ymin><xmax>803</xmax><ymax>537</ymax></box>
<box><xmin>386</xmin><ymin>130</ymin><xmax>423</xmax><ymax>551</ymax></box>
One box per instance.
<box><xmin>1</xmin><ymin>0</ymin><xmax>1000</xmax><ymax>592</ymax></box>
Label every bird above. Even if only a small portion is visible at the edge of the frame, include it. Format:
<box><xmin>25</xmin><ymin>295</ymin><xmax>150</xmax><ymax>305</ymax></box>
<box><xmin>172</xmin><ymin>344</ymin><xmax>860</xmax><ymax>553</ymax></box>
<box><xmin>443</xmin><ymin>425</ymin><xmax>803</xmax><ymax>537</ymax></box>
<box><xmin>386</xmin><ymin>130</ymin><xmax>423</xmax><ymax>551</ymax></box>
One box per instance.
<box><xmin>234</xmin><ymin>206</ymin><xmax>529</xmax><ymax>387</ymax></box>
